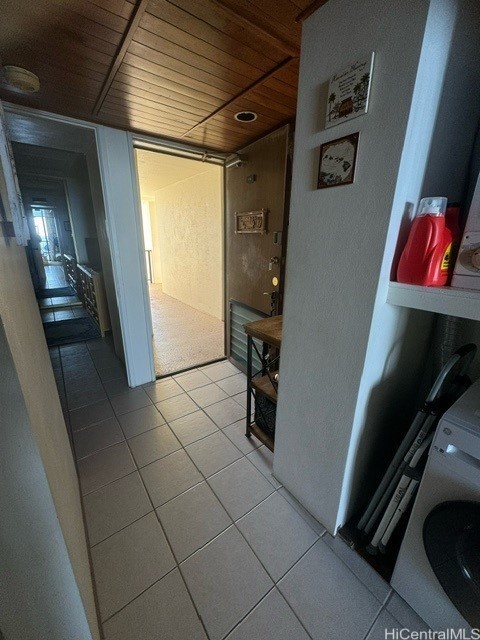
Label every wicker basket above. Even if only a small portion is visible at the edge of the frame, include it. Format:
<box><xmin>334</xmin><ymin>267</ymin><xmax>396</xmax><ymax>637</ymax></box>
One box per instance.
<box><xmin>255</xmin><ymin>393</ymin><xmax>276</xmax><ymax>440</ymax></box>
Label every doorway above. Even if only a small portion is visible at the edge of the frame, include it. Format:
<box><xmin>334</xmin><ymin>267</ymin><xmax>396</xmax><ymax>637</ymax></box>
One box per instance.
<box><xmin>6</xmin><ymin>112</ymin><xmax>123</xmax><ymax>358</ymax></box>
<box><xmin>19</xmin><ymin>176</ymin><xmax>88</xmax><ymax>329</ymax></box>
<box><xmin>225</xmin><ymin>125</ymin><xmax>292</xmax><ymax>370</ymax></box>
<box><xmin>31</xmin><ymin>207</ymin><xmax>60</xmax><ymax>264</ymax></box>
<box><xmin>135</xmin><ymin>147</ymin><xmax>225</xmax><ymax>377</ymax></box>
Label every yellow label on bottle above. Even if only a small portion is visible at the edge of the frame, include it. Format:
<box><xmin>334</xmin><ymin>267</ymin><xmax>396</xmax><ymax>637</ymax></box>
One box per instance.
<box><xmin>441</xmin><ymin>243</ymin><xmax>452</xmax><ymax>272</ymax></box>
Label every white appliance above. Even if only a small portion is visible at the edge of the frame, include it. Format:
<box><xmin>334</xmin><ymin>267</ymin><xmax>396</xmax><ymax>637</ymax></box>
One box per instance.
<box><xmin>391</xmin><ymin>377</ymin><xmax>480</xmax><ymax>631</ymax></box>
<box><xmin>452</xmin><ymin>171</ymin><xmax>480</xmax><ymax>290</ymax></box>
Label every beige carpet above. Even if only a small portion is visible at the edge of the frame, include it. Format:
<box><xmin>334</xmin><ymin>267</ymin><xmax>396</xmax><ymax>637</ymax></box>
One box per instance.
<box><xmin>149</xmin><ymin>284</ymin><xmax>225</xmax><ymax>376</ymax></box>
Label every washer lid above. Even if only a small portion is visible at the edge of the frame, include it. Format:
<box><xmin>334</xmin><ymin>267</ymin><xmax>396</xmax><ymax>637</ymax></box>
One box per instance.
<box><xmin>424</xmin><ymin>501</ymin><xmax>480</xmax><ymax>628</ymax></box>
<box><xmin>439</xmin><ymin>377</ymin><xmax>480</xmax><ymax>436</ymax></box>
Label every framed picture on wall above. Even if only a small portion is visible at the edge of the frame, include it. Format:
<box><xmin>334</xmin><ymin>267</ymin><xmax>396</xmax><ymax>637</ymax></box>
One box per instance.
<box><xmin>325</xmin><ymin>53</ymin><xmax>374</xmax><ymax>129</ymax></box>
<box><xmin>235</xmin><ymin>208</ymin><xmax>268</xmax><ymax>234</ymax></box>
<box><xmin>317</xmin><ymin>132</ymin><xmax>359</xmax><ymax>189</ymax></box>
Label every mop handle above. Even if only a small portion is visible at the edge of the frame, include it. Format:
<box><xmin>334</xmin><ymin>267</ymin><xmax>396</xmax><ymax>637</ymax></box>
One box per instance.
<box><xmin>357</xmin><ymin>344</ymin><xmax>475</xmax><ymax>533</ymax></box>
<box><xmin>367</xmin><ymin>424</ymin><xmax>434</xmax><ymax>545</ymax></box>
<box><xmin>409</xmin><ymin>431</ymin><xmax>434</xmax><ymax>468</ymax></box>
<box><xmin>378</xmin><ymin>433</ymin><xmax>434</xmax><ymax>550</ymax></box>
<box><xmin>379</xmin><ymin>481</ymin><xmax>419</xmax><ymax>551</ymax></box>
<box><xmin>426</xmin><ymin>344</ymin><xmax>476</xmax><ymax>403</ymax></box>
<box><xmin>369</xmin><ymin>433</ymin><xmax>434</xmax><ymax>552</ymax></box>
<box><xmin>356</xmin><ymin>411</ymin><xmax>425</xmax><ymax>531</ymax></box>
<box><xmin>363</xmin><ymin>412</ymin><xmax>436</xmax><ymax>534</ymax></box>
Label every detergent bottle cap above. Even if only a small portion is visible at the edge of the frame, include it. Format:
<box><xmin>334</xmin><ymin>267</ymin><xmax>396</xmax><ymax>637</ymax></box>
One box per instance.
<box><xmin>417</xmin><ymin>196</ymin><xmax>448</xmax><ymax>217</ymax></box>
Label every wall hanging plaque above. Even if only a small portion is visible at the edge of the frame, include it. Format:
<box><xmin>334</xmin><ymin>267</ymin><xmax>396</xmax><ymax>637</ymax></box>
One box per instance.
<box><xmin>326</xmin><ymin>53</ymin><xmax>374</xmax><ymax>129</ymax></box>
<box><xmin>317</xmin><ymin>132</ymin><xmax>359</xmax><ymax>189</ymax></box>
<box><xmin>235</xmin><ymin>208</ymin><xmax>268</xmax><ymax>234</ymax></box>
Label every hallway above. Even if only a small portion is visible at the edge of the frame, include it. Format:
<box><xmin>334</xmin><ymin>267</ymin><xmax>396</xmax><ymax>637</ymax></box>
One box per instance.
<box><xmin>52</xmin><ymin>341</ymin><xmax>428</xmax><ymax>640</ymax></box>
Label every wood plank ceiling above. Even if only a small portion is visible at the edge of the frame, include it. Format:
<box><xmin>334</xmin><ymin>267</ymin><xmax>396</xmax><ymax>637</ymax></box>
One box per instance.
<box><xmin>0</xmin><ymin>0</ymin><xmax>327</xmax><ymax>153</ymax></box>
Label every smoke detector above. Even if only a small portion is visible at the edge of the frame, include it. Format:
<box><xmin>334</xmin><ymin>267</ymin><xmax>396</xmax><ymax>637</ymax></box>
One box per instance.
<box><xmin>234</xmin><ymin>111</ymin><xmax>257</xmax><ymax>122</ymax></box>
<box><xmin>3</xmin><ymin>66</ymin><xmax>40</xmax><ymax>93</ymax></box>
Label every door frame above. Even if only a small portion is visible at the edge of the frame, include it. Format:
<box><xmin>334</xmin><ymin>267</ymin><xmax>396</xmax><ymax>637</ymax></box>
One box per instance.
<box><xmin>3</xmin><ymin>102</ymin><xmax>230</xmax><ymax>385</ymax></box>
<box><xmin>224</xmin><ymin>123</ymin><xmax>293</xmax><ymax>367</ymax></box>
<box><xmin>3</xmin><ymin>102</ymin><xmax>155</xmax><ymax>385</ymax></box>
<box><xmin>131</xmin><ymin>134</ymin><xmax>228</xmax><ymax>377</ymax></box>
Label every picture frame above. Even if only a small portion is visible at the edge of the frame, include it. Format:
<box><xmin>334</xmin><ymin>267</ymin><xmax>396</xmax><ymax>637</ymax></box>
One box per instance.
<box><xmin>325</xmin><ymin>53</ymin><xmax>374</xmax><ymax>129</ymax></box>
<box><xmin>235</xmin><ymin>208</ymin><xmax>268</xmax><ymax>234</ymax></box>
<box><xmin>317</xmin><ymin>132</ymin><xmax>359</xmax><ymax>189</ymax></box>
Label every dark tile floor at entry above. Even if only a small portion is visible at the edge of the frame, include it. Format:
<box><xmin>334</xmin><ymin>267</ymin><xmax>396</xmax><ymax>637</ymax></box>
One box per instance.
<box><xmin>51</xmin><ymin>339</ymin><xmax>429</xmax><ymax>640</ymax></box>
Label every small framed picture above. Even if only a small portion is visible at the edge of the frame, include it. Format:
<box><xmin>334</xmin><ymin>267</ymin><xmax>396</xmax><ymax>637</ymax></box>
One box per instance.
<box><xmin>235</xmin><ymin>208</ymin><xmax>268</xmax><ymax>234</ymax></box>
<box><xmin>325</xmin><ymin>54</ymin><xmax>374</xmax><ymax>129</ymax></box>
<box><xmin>317</xmin><ymin>132</ymin><xmax>359</xmax><ymax>189</ymax></box>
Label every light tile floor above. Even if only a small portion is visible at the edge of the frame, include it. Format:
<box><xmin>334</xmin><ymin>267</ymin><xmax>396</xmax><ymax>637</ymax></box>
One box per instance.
<box><xmin>50</xmin><ymin>339</ymin><xmax>429</xmax><ymax>640</ymax></box>
<box><xmin>44</xmin><ymin>263</ymin><xmax>68</xmax><ymax>287</ymax></box>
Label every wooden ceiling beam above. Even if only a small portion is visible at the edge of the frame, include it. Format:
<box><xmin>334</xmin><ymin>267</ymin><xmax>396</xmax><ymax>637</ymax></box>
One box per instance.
<box><xmin>208</xmin><ymin>0</ymin><xmax>300</xmax><ymax>57</ymax></box>
<box><xmin>181</xmin><ymin>56</ymin><xmax>295</xmax><ymax>138</ymax></box>
<box><xmin>295</xmin><ymin>0</ymin><xmax>329</xmax><ymax>22</ymax></box>
<box><xmin>93</xmin><ymin>0</ymin><xmax>150</xmax><ymax>116</ymax></box>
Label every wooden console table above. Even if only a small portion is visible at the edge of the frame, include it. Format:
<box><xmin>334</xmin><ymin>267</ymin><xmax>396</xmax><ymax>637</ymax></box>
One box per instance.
<box><xmin>77</xmin><ymin>264</ymin><xmax>111</xmax><ymax>336</ymax></box>
<box><xmin>63</xmin><ymin>253</ymin><xmax>81</xmax><ymax>298</ymax></box>
<box><xmin>244</xmin><ymin>315</ymin><xmax>282</xmax><ymax>452</ymax></box>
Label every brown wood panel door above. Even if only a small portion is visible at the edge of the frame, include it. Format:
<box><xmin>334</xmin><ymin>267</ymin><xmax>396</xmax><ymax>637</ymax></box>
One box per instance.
<box><xmin>226</xmin><ymin>124</ymin><xmax>292</xmax><ymax>318</ymax></box>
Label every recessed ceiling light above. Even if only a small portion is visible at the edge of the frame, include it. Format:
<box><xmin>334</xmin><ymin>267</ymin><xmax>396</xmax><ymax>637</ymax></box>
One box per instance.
<box><xmin>234</xmin><ymin>111</ymin><xmax>257</xmax><ymax>122</ymax></box>
<box><xmin>3</xmin><ymin>66</ymin><xmax>40</xmax><ymax>93</ymax></box>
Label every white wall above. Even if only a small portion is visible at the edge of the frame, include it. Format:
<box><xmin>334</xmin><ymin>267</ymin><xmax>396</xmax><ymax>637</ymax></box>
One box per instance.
<box><xmin>86</xmin><ymin>144</ymin><xmax>125</xmax><ymax>361</ymax></box>
<box><xmin>96</xmin><ymin>126</ymin><xmax>155</xmax><ymax>386</ymax></box>
<box><xmin>342</xmin><ymin>0</ymin><xmax>480</xmax><ymax>528</ymax></box>
<box><xmin>274</xmin><ymin>0</ymin><xmax>480</xmax><ymax>533</ymax></box>
<box><xmin>0</xmin><ymin>320</ymin><xmax>94</xmax><ymax>640</ymax></box>
<box><xmin>153</xmin><ymin>167</ymin><xmax>223</xmax><ymax>320</ymax></box>
<box><xmin>66</xmin><ymin>154</ymin><xmax>100</xmax><ymax>267</ymax></box>
<box><xmin>0</xmin><ymin>160</ymin><xmax>99</xmax><ymax>637</ymax></box>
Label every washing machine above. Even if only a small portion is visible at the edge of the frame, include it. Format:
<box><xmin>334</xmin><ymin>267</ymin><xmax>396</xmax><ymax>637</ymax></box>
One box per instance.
<box><xmin>391</xmin><ymin>377</ymin><xmax>480</xmax><ymax>631</ymax></box>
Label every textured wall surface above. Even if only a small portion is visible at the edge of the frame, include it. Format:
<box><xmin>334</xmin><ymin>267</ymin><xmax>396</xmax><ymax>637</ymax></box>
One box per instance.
<box><xmin>154</xmin><ymin>166</ymin><xmax>223</xmax><ymax>320</ymax></box>
<box><xmin>148</xmin><ymin>199</ymin><xmax>162</xmax><ymax>285</ymax></box>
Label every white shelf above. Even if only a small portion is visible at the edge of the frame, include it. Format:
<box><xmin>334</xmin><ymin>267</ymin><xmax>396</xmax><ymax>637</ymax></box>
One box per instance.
<box><xmin>387</xmin><ymin>282</ymin><xmax>480</xmax><ymax>322</ymax></box>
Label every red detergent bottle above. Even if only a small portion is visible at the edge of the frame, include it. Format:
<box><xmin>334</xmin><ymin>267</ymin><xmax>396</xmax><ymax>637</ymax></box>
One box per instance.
<box><xmin>445</xmin><ymin>203</ymin><xmax>462</xmax><ymax>283</ymax></box>
<box><xmin>397</xmin><ymin>197</ymin><xmax>451</xmax><ymax>286</ymax></box>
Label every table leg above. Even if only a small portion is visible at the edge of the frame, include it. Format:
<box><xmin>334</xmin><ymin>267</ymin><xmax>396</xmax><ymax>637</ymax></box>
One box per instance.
<box><xmin>246</xmin><ymin>334</ymin><xmax>252</xmax><ymax>438</ymax></box>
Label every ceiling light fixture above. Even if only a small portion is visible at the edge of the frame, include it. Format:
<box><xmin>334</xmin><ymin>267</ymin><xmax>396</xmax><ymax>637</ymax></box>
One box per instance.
<box><xmin>234</xmin><ymin>111</ymin><xmax>257</xmax><ymax>123</ymax></box>
<box><xmin>3</xmin><ymin>66</ymin><xmax>40</xmax><ymax>93</ymax></box>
